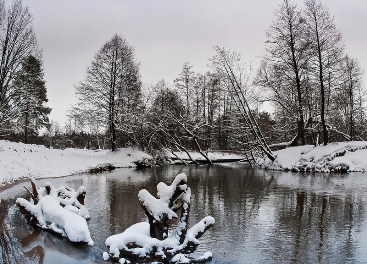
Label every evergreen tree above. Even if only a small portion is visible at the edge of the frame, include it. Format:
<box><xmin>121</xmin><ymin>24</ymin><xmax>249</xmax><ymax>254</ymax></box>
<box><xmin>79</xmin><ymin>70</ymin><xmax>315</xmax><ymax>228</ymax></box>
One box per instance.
<box><xmin>13</xmin><ymin>55</ymin><xmax>51</xmax><ymax>143</ymax></box>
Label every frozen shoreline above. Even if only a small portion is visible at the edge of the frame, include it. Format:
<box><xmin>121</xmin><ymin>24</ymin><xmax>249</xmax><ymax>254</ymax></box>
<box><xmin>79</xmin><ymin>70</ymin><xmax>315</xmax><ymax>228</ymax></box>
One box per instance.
<box><xmin>0</xmin><ymin>140</ymin><xmax>152</xmax><ymax>186</ymax></box>
<box><xmin>257</xmin><ymin>141</ymin><xmax>367</xmax><ymax>172</ymax></box>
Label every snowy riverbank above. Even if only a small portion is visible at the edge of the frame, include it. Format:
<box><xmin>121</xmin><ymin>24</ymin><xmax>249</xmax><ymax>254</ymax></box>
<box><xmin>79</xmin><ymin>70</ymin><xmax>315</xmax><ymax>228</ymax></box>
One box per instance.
<box><xmin>257</xmin><ymin>141</ymin><xmax>367</xmax><ymax>172</ymax></box>
<box><xmin>0</xmin><ymin>140</ymin><xmax>152</xmax><ymax>186</ymax></box>
<box><xmin>2</xmin><ymin>140</ymin><xmax>367</xmax><ymax>186</ymax></box>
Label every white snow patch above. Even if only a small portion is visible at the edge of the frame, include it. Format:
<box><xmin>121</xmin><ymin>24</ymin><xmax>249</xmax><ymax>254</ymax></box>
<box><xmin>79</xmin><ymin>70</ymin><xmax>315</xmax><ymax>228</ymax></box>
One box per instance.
<box><xmin>157</xmin><ymin>173</ymin><xmax>187</xmax><ymax>203</ymax></box>
<box><xmin>171</xmin><ymin>253</ymin><xmax>190</xmax><ymax>263</ymax></box>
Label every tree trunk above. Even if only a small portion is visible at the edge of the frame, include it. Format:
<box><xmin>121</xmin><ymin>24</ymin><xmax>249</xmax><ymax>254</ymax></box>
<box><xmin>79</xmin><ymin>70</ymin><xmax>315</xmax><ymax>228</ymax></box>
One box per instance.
<box><xmin>348</xmin><ymin>67</ymin><xmax>354</xmax><ymax>141</ymax></box>
<box><xmin>289</xmin><ymin>19</ymin><xmax>306</xmax><ymax>146</ymax></box>
<box><xmin>24</xmin><ymin>103</ymin><xmax>29</xmax><ymax>144</ymax></box>
<box><xmin>109</xmin><ymin>49</ymin><xmax>117</xmax><ymax>151</ymax></box>
<box><xmin>315</xmin><ymin>19</ymin><xmax>328</xmax><ymax>145</ymax></box>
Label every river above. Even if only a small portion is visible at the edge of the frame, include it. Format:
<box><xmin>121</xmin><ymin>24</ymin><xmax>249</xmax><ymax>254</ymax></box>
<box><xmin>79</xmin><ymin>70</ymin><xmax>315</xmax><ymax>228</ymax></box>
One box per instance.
<box><xmin>1</xmin><ymin>163</ymin><xmax>367</xmax><ymax>263</ymax></box>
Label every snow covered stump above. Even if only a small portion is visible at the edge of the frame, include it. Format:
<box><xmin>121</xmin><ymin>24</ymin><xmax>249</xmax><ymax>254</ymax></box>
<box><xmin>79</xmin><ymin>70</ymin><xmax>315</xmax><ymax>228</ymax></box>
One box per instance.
<box><xmin>103</xmin><ymin>173</ymin><xmax>215</xmax><ymax>263</ymax></box>
<box><xmin>16</xmin><ymin>177</ymin><xmax>94</xmax><ymax>246</ymax></box>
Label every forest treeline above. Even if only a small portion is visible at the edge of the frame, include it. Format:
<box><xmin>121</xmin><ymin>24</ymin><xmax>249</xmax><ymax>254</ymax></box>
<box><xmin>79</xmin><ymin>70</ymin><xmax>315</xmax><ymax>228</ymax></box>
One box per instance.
<box><xmin>0</xmin><ymin>0</ymin><xmax>365</xmax><ymax>158</ymax></box>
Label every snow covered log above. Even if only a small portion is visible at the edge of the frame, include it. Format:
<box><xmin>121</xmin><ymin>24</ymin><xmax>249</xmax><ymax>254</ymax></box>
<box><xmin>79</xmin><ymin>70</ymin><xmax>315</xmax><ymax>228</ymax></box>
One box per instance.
<box><xmin>16</xmin><ymin>178</ymin><xmax>93</xmax><ymax>245</ymax></box>
<box><xmin>104</xmin><ymin>173</ymin><xmax>215</xmax><ymax>263</ymax></box>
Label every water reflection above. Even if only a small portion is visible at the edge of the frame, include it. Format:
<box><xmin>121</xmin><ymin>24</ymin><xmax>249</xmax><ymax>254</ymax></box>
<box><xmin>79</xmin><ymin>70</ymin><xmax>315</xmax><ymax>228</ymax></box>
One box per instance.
<box><xmin>1</xmin><ymin>165</ymin><xmax>367</xmax><ymax>263</ymax></box>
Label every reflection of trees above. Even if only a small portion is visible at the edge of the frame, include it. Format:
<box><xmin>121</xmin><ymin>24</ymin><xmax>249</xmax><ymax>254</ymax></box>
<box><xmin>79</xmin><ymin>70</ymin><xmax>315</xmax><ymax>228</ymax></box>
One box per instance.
<box><xmin>4</xmin><ymin>167</ymin><xmax>363</xmax><ymax>264</ymax></box>
<box><xmin>273</xmin><ymin>189</ymin><xmax>365</xmax><ymax>263</ymax></box>
<box><xmin>193</xmin><ymin>166</ymin><xmax>273</xmax><ymax>229</ymax></box>
<box><xmin>24</xmin><ymin>245</ymin><xmax>44</xmax><ymax>263</ymax></box>
<box><xmin>146</xmin><ymin>165</ymin><xmax>367</xmax><ymax>263</ymax></box>
<box><xmin>106</xmin><ymin>173</ymin><xmax>149</xmax><ymax>236</ymax></box>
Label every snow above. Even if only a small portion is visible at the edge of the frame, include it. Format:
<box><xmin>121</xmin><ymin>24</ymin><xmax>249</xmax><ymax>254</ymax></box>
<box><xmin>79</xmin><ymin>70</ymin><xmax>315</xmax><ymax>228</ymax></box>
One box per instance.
<box><xmin>105</xmin><ymin>222</ymin><xmax>178</xmax><ymax>257</ymax></box>
<box><xmin>41</xmin><ymin>195</ymin><xmax>93</xmax><ymax>245</ymax></box>
<box><xmin>16</xmin><ymin>195</ymin><xmax>94</xmax><ymax>245</ymax></box>
<box><xmin>0</xmin><ymin>140</ymin><xmax>152</xmax><ymax>185</ymax></box>
<box><xmin>104</xmin><ymin>218</ymin><xmax>215</xmax><ymax>262</ymax></box>
<box><xmin>186</xmin><ymin>216</ymin><xmax>215</xmax><ymax>242</ymax></box>
<box><xmin>257</xmin><ymin>141</ymin><xmax>367</xmax><ymax>172</ymax></box>
<box><xmin>157</xmin><ymin>173</ymin><xmax>187</xmax><ymax>203</ymax></box>
<box><xmin>200</xmin><ymin>252</ymin><xmax>213</xmax><ymax>260</ymax></box>
<box><xmin>171</xmin><ymin>254</ymin><xmax>190</xmax><ymax>263</ymax></box>
<box><xmin>138</xmin><ymin>189</ymin><xmax>178</xmax><ymax>220</ymax></box>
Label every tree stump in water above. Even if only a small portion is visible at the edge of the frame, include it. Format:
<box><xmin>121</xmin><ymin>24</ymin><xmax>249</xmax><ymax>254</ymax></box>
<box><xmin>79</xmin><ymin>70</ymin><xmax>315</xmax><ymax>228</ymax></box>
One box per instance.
<box><xmin>104</xmin><ymin>173</ymin><xmax>215</xmax><ymax>263</ymax></box>
<box><xmin>16</xmin><ymin>177</ymin><xmax>93</xmax><ymax>245</ymax></box>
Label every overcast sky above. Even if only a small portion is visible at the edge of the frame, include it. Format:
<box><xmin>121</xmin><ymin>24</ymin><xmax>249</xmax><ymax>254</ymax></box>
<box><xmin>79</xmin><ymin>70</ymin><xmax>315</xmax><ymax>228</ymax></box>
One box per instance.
<box><xmin>21</xmin><ymin>0</ymin><xmax>367</xmax><ymax>126</ymax></box>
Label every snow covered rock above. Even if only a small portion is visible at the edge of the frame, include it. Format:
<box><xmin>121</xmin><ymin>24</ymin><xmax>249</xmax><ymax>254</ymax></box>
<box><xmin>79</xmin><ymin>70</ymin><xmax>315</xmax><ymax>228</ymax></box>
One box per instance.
<box><xmin>16</xmin><ymin>178</ymin><xmax>93</xmax><ymax>245</ymax></box>
<box><xmin>104</xmin><ymin>173</ymin><xmax>215</xmax><ymax>263</ymax></box>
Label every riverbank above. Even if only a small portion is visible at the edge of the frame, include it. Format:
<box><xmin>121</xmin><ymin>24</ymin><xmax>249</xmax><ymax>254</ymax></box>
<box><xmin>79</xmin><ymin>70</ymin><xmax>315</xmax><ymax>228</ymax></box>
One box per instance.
<box><xmin>257</xmin><ymin>141</ymin><xmax>367</xmax><ymax>172</ymax></box>
<box><xmin>0</xmin><ymin>140</ymin><xmax>152</xmax><ymax>186</ymax></box>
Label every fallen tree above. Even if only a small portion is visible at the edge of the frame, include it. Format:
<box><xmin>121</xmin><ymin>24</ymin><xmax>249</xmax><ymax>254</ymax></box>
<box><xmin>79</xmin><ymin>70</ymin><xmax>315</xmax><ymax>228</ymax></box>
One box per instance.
<box><xmin>103</xmin><ymin>173</ymin><xmax>215</xmax><ymax>263</ymax></box>
<box><xmin>16</xmin><ymin>178</ymin><xmax>94</xmax><ymax>245</ymax></box>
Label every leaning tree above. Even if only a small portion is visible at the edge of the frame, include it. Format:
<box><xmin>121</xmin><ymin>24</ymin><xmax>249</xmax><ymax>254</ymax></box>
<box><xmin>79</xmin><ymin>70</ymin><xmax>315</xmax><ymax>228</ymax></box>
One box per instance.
<box><xmin>212</xmin><ymin>47</ymin><xmax>275</xmax><ymax>163</ymax></box>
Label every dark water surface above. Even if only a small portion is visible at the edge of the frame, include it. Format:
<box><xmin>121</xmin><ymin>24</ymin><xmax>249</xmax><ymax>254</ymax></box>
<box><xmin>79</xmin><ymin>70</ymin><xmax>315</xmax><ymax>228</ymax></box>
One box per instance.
<box><xmin>1</xmin><ymin>164</ymin><xmax>367</xmax><ymax>263</ymax></box>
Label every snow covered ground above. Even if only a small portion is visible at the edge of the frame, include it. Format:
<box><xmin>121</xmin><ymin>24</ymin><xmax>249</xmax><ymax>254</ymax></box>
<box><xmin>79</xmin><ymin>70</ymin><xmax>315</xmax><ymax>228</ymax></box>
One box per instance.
<box><xmin>0</xmin><ymin>140</ymin><xmax>152</xmax><ymax>186</ymax></box>
<box><xmin>257</xmin><ymin>141</ymin><xmax>367</xmax><ymax>172</ymax></box>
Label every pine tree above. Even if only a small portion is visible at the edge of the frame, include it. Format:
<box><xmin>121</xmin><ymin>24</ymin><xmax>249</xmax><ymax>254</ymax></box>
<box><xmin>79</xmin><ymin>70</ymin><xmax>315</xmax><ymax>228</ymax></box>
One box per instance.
<box><xmin>13</xmin><ymin>55</ymin><xmax>51</xmax><ymax>143</ymax></box>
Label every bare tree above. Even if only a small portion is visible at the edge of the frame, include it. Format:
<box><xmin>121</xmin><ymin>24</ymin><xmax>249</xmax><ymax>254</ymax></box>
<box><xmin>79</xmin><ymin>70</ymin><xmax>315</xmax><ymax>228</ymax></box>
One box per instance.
<box><xmin>330</xmin><ymin>55</ymin><xmax>365</xmax><ymax>140</ymax></box>
<box><xmin>0</xmin><ymin>0</ymin><xmax>38</xmax><ymax>132</ymax></box>
<box><xmin>74</xmin><ymin>34</ymin><xmax>141</xmax><ymax>151</ymax></box>
<box><xmin>174</xmin><ymin>62</ymin><xmax>194</xmax><ymax>117</ymax></box>
<box><xmin>304</xmin><ymin>0</ymin><xmax>344</xmax><ymax>145</ymax></box>
<box><xmin>257</xmin><ymin>0</ymin><xmax>310</xmax><ymax>146</ymax></box>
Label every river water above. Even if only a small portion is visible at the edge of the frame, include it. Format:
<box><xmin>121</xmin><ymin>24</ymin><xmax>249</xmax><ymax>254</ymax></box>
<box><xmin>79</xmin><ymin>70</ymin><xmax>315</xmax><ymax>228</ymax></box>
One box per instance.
<box><xmin>1</xmin><ymin>164</ymin><xmax>367</xmax><ymax>263</ymax></box>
